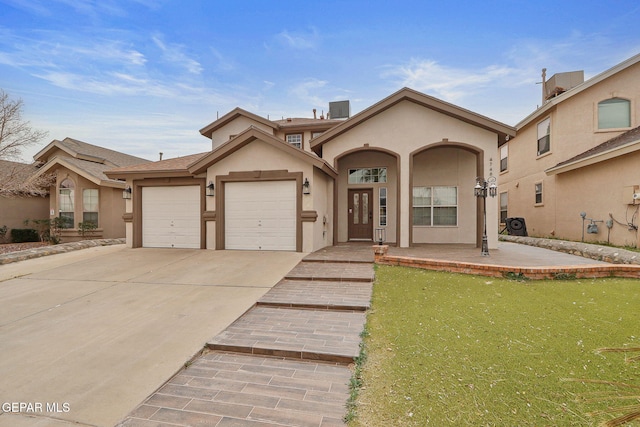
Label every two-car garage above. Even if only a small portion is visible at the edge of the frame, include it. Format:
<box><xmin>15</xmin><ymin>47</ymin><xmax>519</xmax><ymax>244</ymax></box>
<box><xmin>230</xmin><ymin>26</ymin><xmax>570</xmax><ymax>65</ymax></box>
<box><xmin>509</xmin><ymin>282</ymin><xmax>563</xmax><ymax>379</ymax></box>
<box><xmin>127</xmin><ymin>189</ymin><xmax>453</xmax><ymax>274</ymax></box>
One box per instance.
<box><xmin>140</xmin><ymin>181</ymin><xmax>297</xmax><ymax>251</ymax></box>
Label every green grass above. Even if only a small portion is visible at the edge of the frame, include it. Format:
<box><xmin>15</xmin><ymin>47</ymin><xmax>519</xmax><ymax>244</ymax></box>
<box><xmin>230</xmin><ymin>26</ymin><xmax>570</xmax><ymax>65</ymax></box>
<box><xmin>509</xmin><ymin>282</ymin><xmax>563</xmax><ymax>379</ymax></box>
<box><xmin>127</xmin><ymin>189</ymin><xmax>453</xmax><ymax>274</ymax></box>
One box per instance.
<box><xmin>350</xmin><ymin>266</ymin><xmax>640</xmax><ymax>427</ymax></box>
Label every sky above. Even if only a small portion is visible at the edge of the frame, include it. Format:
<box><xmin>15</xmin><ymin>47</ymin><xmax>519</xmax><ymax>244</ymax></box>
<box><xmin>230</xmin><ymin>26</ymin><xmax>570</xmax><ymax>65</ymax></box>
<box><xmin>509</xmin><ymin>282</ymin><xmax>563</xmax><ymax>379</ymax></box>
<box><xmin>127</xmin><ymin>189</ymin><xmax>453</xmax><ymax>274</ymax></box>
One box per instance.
<box><xmin>1</xmin><ymin>0</ymin><xmax>640</xmax><ymax>163</ymax></box>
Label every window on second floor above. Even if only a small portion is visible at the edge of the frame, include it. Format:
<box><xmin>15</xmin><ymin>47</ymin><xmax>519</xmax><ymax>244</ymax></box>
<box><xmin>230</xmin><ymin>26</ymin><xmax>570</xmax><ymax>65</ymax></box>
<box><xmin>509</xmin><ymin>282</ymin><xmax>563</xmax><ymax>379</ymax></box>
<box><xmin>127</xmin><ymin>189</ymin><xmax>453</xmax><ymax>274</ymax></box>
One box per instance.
<box><xmin>500</xmin><ymin>143</ymin><xmax>508</xmax><ymax>172</ymax></box>
<box><xmin>598</xmin><ymin>98</ymin><xmax>631</xmax><ymax>129</ymax></box>
<box><xmin>537</xmin><ymin>118</ymin><xmax>550</xmax><ymax>156</ymax></box>
<box><xmin>286</xmin><ymin>133</ymin><xmax>302</xmax><ymax>149</ymax></box>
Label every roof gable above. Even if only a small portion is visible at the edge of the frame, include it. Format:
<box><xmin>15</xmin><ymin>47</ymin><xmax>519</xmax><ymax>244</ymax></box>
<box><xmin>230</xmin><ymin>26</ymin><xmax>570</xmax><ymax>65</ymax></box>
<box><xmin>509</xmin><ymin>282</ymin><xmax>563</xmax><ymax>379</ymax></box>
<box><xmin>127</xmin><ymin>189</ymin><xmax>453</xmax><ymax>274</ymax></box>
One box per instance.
<box><xmin>517</xmin><ymin>53</ymin><xmax>640</xmax><ymax>130</ymax></box>
<box><xmin>105</xmin><ymin>152</ymin><xmax>209</xmax><ymax>179</ymax></box>
<box><xmin>310</xmin><ymin>87</ymin><xmax>515</xmax><ymax>150</ymax></box>
<box><xmin>33</xmin><ymin>137</ymin><xmax>149</xmax><ymax>167</ymax></box>
<box><xmin>199</xmin><ymin>108</ymin><xmax>278</xmax><ymax>138</ymax></box>
<box><xmin>189</xmin><ymin>126</ymin><xmax>337</xmax><ymax>177</ymax></box>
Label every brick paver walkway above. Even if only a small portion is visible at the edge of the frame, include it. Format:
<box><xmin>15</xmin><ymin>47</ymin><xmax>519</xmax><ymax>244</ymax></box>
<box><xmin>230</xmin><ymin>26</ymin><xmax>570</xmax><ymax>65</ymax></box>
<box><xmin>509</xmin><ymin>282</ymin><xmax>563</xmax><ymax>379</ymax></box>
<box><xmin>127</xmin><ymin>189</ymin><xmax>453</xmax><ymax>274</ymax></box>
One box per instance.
<box><xmin>118</xmin><ymin>248</ymin><xmax>374</xmax><ymax>427</ymax></box>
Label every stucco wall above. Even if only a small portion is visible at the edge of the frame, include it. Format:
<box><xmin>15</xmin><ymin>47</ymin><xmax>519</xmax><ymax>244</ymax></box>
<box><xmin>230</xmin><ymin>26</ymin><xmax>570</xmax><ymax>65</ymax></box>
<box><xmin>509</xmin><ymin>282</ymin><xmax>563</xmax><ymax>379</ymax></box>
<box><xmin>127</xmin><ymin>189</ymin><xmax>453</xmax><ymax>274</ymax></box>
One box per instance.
<box><xmin>501</xmin><ymin>61</ymin><xmax>640</xmax><ymax>244</ymax></box>
<box><xmin>0</xmin><ymin>196</ymin><xmax>49</xmax><ymax>240</ymax></box>
<box><xmin>210</xmin><ymin>117</ymin><xmax>275</xmax><ymax>150</ymax></box>
<box><xmin>322</xmin><ymin>100</ymin><xmax>499</xmax><ymax>248</ymax></box>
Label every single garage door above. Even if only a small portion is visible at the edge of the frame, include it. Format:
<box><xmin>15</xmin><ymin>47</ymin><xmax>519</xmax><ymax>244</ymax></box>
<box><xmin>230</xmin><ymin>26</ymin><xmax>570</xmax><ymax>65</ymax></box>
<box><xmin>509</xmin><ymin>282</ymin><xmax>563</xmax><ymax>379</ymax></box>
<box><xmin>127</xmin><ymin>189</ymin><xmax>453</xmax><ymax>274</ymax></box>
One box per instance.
<box><xmin>142</xmin><ymin>186</ymin><xmax>200</xmax><ymax>248</ymax></box>
<box><xmin>225</xmin><ymin>180</ymin><xmax>296</xmax><ymax>251</ymax></box>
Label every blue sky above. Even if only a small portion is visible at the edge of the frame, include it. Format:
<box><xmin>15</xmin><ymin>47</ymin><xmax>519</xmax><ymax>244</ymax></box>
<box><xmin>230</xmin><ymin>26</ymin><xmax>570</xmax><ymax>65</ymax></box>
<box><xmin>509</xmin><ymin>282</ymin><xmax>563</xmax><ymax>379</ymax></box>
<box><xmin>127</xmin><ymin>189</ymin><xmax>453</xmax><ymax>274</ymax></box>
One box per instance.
<box><xmin>1</xmin><ymin>0</ymin><xmax>640</xmax><ymax>162</ymax></box>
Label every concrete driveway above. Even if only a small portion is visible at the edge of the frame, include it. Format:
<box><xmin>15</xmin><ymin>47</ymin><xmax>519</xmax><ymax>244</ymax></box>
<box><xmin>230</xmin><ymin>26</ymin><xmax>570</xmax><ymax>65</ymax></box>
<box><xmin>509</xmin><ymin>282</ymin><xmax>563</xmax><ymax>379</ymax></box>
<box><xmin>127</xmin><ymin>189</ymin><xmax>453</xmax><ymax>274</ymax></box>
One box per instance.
<box><xmin>0</xmin><ymin>245</ymin><xmax>304</xmax><ymax>427</ymax></box>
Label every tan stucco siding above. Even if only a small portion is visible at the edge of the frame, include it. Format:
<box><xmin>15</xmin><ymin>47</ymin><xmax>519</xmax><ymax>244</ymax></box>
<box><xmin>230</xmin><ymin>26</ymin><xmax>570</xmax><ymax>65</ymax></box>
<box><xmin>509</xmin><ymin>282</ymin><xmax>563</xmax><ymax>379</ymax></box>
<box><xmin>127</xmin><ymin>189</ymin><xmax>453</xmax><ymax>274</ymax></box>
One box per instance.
<box><xmin>0</xmin><ymin>196</ymin><xmax>49</xmax><ymax>237</ymax></box>
<box><xmin>322</xmin><ymin>100</ymin><xmax>499</xmax><ymax>248</ymax></box>
<box><xmin>210</xmin><ymin>117</ymin><xmax>275</xmax><ymax>150</ymax></box>
<box><xmin>412</xmin><ymin>147</ymin><xmax>477</xmax><ymax>244</ymax></box>
<box><xmin>311</xmin><ymin>167</ymin><xmax>333</xmax><ymax>252</ymax></box>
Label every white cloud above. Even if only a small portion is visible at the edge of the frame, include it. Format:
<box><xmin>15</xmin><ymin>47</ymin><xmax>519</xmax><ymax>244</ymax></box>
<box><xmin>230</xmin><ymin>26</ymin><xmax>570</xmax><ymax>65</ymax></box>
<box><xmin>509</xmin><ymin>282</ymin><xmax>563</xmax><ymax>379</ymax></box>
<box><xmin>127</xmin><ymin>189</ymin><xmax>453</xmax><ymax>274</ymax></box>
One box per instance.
<box><xmin>276</xmin><ymin>27</ymin><xmax>320</xmax><ymax>50</ymax></box>
<box><xmin>288</xmin><ymin>78</ymin><xmax>329</xmax><ymax>107</ymax></box>
<box><xmin>152</xmin><ymin>34</ymin><xmax>203</xmax><ymax>75</ymax></box>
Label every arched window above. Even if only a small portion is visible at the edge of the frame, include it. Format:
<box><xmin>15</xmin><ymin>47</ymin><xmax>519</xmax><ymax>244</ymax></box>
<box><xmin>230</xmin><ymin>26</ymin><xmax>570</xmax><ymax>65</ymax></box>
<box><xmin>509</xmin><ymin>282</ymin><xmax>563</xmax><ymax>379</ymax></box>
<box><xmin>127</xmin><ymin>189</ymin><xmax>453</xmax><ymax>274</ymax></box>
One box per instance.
<box><xmin>598</xmin><ymin>98</ymin><xmax>630</xmax><ymax>129</ymax></box>
<box><xmin>59</xmin><ymin>179</ymin><xmax>75</xmax><ymax>228</ymax></box>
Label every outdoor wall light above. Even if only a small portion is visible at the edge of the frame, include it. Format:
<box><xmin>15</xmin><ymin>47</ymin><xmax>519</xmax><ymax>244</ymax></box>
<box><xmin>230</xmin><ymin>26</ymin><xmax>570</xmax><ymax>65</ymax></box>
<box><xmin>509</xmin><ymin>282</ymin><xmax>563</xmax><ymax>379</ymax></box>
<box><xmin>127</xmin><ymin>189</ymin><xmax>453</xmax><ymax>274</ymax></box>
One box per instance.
<box><xmin>122</xmin><ymin>186</ymin><xmax>132</xmax><ymax>200</ymax></box>
<box><xmin>302</xmin><ymin>178</ymin><xmax>310</xmax><ymax>195</ymax></box>
<box><xmin>206</xmin><ymin>181</ymin><xmax>215</xmax><ymax>197</ymax></box>
<box><xmin>375</xmin><ymin>228</ymin><xmax>386</xmax><ymax>245</ymax></box>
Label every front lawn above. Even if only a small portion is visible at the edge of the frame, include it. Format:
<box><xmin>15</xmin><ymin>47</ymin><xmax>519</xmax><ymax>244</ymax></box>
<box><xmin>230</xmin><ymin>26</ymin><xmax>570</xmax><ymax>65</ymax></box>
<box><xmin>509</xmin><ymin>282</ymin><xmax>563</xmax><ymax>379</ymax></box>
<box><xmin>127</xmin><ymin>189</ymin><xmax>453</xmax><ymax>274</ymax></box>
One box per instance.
<box><xmin>350</xmin><ymin>266</ymin><xmax>640</xmax><ymax>426</ymax></box>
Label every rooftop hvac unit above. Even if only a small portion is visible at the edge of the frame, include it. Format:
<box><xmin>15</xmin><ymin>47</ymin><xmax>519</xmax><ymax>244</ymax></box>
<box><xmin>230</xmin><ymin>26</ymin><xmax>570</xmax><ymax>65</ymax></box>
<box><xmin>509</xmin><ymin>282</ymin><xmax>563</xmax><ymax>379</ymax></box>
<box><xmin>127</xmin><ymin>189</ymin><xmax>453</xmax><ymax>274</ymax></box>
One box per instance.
<box><xmin>544</xmin><ymin>71</ymin><xmax>584</xmax><ymax>100</ymax></box>
<box><xmin>329</xmin><ymin>100</ymin><xmax>350</xmax><ymax>119</ymax></box>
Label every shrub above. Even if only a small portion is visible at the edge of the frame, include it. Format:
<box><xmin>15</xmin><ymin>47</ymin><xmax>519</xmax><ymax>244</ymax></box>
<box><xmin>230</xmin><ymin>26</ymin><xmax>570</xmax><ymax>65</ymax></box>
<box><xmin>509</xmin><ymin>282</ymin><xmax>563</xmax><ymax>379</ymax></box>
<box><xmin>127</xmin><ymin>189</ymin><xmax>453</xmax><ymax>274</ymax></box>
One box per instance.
<box><xmin>10</xmin><ymin>228</ymin><xmax>39</xmax><ymax>243</ymax></box>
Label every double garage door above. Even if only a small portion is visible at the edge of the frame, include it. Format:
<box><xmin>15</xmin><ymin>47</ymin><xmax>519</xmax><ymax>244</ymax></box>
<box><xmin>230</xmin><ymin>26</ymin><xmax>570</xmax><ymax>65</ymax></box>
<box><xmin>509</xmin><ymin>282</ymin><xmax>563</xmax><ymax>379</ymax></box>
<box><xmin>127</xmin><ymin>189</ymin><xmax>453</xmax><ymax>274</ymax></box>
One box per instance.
<box><xmin>141</xmin><ymin>181</ymin><xmax>297</xmax><ymax>251</ymax></box>
<box><xmin>225</xmin><ymin>181</ymin><xmax>296</xmax><ymax>251</ymax></box>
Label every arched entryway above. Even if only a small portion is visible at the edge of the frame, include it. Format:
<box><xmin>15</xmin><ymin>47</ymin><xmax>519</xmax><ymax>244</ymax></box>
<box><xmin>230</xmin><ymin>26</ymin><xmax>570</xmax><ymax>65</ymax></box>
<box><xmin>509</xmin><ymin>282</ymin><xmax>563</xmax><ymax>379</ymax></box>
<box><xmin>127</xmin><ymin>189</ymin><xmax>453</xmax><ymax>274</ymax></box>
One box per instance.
<box><xmin>410</xmin><ymin>143</ymin><xmax>484</xmax><ymax>247</ymax></box>
<box><xmin>335</xmin><ymin>148</ymin><xmax>400</xmax><ymax>244</ymax></box>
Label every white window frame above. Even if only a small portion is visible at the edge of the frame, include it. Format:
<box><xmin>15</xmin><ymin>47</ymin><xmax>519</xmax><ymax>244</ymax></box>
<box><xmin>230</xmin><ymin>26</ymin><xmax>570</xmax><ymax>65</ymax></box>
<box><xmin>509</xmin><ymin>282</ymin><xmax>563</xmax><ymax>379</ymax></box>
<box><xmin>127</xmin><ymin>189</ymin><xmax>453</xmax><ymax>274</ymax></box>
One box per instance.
<box><xmin>535</xmin><ymin>182</ymin><xmax>543</xmax><ymax>205</ymax></box>
<box><xmin>499</xmin><ymin>191</ymin><xmax>508</xmax><ymax>224</ymax></box>
<box><xmin>500</xmin><ymin>143</ymin><xmax>508</xmax><ymax>172</ymax></box>
<box><xmin>348</xmin><ymin>167</ymin><xmax>387</xmax><ymax>184</ymax></box>
<box><xmin>286</xmin><ymin>133</ymin><xmax>302</xmax><ymax>149</ymax></box>
<box><xmin>537</xmin><ymin>117</ymin><xmax>550</xmax><ymax>156</ymax></box>
<box><xmin>379</xmin><ymin>187</ymin><xmax>387</xmax><ymax>226</ymax></box>
<box><xmin>82</xmin><ymin>188</ymin><xmax>99</xmax><ymax>225</ymax></box>
<box><xmin>412</xmin><ymin>186</ymin><xmax>458</xmax><ymax>227</ymax></box>
<box><xmin>59</xmin><ymin>178</ymin><xmax>75</xmax><ymax>229</ymax></box>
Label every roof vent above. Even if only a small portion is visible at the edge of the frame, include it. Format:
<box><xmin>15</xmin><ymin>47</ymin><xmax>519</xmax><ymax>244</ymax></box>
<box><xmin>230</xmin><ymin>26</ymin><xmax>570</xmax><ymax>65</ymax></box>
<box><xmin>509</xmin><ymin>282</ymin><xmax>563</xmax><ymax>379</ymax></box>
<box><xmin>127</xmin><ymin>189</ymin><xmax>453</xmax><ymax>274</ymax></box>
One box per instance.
<box><xmin>544</xmin><ymin>71</ymin><xmax>584</xmax><ymax>101</ymax></box>
<box><xmin>329</xmin><ymin>100</ymin><xmax>350</xmax><ymax>119</ymax></box>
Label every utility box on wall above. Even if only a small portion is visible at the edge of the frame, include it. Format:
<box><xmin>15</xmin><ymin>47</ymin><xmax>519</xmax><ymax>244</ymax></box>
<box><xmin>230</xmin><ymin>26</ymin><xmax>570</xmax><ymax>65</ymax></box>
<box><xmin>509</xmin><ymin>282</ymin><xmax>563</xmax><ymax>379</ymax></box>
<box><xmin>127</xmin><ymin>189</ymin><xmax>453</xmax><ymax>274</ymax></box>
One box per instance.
<box><xmin>623</xmin><ymin>185</ymin><xmax>640</xmax><ymax>205</ymax></box>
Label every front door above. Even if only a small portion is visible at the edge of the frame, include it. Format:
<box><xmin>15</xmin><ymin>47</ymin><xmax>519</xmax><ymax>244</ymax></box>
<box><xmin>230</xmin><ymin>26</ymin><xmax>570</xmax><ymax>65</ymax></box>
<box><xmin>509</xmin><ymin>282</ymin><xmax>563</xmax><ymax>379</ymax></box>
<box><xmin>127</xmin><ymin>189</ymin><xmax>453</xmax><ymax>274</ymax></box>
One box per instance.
<box><xmin>348</xmin><ymin>188</ymin><xmax>373</xmax><ymax>240</ymax></box>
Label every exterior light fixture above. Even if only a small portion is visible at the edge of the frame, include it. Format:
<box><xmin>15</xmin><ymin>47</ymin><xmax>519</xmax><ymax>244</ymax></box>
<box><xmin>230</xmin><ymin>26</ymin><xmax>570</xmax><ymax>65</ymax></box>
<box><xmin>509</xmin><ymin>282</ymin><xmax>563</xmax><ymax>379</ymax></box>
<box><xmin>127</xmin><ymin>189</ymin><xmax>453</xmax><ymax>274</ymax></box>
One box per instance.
<box><xmin>375</xmin><ymin>228</ymin><xmax>386</xmax><ymax>245</ymax></box>
<box><xmin>302</xmin><ymin>178</ymin><xmax>310</xmax><ymax>195</ymax></box>
<box><xmin>474</xmin><ymin>175</ymin><xmax>497</xmax><ymax>256</ymax></box>
<box><xmin>206</xmin><ymin>181</ymin><xmax>215</xmax><ymax>197</ymax></box>
<box><xmin>122</xmin><ymin>186</ymin><xmax>132</xmax><ymax>200</ymax></box>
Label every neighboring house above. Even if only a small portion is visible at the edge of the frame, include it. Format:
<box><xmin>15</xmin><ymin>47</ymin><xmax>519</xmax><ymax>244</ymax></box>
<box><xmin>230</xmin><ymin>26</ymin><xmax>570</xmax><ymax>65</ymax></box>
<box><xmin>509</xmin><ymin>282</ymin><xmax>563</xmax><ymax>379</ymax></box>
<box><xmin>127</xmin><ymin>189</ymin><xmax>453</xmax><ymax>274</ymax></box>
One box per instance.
<box><xmin>107</xmin><ymin>88</ymin><xmax>514</xmax><ymax>252</ymax></box>
<box><xmin>31</xmin><ymin>138</ymin><xmax>150</xmax><ymax>241</ymax></box>
<box><xmin>0</xmin><ymin>160</ymin><xmax>49</xmax><ymax>238</ymax></box>
<box><xmin>499</xmin><ymin>53</ymin><xmax>640</xmax><ymax>248</ymax></box>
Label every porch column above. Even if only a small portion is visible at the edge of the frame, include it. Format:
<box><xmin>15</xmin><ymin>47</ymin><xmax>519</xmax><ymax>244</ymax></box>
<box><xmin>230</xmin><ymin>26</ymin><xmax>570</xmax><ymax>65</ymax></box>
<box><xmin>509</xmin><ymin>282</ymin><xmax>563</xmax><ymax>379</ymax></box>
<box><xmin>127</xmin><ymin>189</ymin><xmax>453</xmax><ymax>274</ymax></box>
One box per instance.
<box><xmin>399</xmin><ymin>155</ymin><xmax>410</xmax><ymax>248</ymax></box>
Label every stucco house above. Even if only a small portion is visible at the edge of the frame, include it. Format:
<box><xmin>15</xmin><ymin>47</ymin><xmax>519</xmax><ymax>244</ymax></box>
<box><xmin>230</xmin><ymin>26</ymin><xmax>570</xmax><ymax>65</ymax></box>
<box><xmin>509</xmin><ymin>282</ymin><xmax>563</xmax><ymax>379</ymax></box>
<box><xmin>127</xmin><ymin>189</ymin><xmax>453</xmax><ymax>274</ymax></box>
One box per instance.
<box><xmin>31</xmin><ymin>137</ymin><xmax>149</xmax><ymax>241</ymax></box>
<box><xmin>498</xmin><ymin>53</ymin><xmax>640</xmax><ymax>248</ymax></box>
<box><xmin>107</xmin><ymin>88</ymin><xmax>514</xmax><ymax>252</ymax></box>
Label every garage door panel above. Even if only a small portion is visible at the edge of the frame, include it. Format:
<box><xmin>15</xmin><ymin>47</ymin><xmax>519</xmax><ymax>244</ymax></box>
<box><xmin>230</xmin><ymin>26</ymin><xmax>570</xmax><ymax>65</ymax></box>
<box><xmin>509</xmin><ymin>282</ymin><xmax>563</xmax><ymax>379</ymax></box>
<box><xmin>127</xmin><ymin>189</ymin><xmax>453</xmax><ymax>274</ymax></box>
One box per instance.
<box><xmin>225</xmin><ymin>181</ymin><xmax>296</xmax><ymax>251</ymax></box>
<box><xmin>142</xmin><ymin>186</ymin><xmax>201</xmax><ymax>248</ymax></box>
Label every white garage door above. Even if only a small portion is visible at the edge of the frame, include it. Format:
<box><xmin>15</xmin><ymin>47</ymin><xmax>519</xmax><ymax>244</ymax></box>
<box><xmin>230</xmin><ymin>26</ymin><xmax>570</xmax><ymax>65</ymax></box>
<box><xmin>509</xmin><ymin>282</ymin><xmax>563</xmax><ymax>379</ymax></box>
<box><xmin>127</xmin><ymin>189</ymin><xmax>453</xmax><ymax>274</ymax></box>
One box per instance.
<box><xmin>142</xmin><ymin>186</ymin><xmax>200</xmax><ymax>248</ymax></box>
<box><xmin>225</xmin><ymin>181</ymin><xmax>296</xmax><ymax>251</ymax></box>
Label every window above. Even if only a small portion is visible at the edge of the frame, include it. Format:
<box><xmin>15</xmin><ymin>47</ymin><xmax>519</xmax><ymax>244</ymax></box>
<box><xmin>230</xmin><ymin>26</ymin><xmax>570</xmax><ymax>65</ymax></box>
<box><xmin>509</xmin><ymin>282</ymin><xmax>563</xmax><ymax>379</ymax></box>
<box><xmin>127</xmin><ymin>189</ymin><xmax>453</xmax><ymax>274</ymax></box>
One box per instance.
<box><xmin>537</xmin><ymin>118</ymin><xmax>550</xmax><ymax>156</ymax></box>
<box><xmin>499</xmin><ymin>192</ymin><xmax>508</xmax><ymax>224</ymax></box>
<box><xmin>348</xmin><ymin>168</ymin><xmax>387</xmax><ymax>184</ymax></box>
<box><xmin>598</xmin><ymin>98</ymin><xmax>631</xmax><ymax>129</ymax></box>
<box><xmin>286</xmin><ymin>133</ymin><xmax>302</xmax><ymax>149</ymax></box>
<box><xmin>412</xmin><ymin>186</ymin><xmax>457</xmax><ymax>226</ymax></box>
<box><xmin>379</xmin><ymin>188</ymin><xmax>387</xmax><ymax>226</ymax></box>
<box><xmin>500</xmin><ymin>143</ymin><xmax>508</xmax><ymax>172</ymax></box>
<box><xmin>83</xmin><ymin>189</ymin><xmax>99</xmax><ymax>225</ymax></box>
<box><xmin>311</xmin><ymin>131</ymin><xmax>324</xmax><ymax>139</ymax></box>
<box><xmin>59</xmin><ymin>179</ymin><xmax>75</xmax><ymax>228</ymax></box>
<box><xmin>535</xmin><ymin>182</ymin><xmax>543</xmax><ymax>204</ymax></box>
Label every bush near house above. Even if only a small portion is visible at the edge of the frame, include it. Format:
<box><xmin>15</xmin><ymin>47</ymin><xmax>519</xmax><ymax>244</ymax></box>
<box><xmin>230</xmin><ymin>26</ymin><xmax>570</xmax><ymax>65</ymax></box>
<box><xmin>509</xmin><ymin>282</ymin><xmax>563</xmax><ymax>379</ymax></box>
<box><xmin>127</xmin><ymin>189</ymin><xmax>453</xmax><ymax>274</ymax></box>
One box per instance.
<box><xmin>10</xmin><ymin>228</ymin><xmax>39</xmax><ymax>243</ymax></box>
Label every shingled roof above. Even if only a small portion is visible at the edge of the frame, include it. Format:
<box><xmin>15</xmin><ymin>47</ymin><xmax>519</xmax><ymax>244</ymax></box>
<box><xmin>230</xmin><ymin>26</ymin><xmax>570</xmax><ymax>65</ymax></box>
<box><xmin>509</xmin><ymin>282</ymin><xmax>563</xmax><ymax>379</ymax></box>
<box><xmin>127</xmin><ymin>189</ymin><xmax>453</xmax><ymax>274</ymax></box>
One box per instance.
<box><xmin>546</xmin><ymin>125</ymin><xmax>640</xmax><ymax>175</ymax></box>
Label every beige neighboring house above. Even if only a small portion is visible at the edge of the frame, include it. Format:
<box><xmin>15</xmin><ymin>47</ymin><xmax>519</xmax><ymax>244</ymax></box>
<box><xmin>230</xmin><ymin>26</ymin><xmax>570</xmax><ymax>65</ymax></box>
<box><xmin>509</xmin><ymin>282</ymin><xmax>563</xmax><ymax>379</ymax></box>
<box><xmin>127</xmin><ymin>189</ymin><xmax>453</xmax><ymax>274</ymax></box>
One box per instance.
<box><xmin>0</xmin><ymin>160</ymin><xmax>50</xmax><ymax>238</ymax></box>
<box><xmin>498</xmin><ymin>53</ymin><xmax>640</xmax><ymax>248</ymax></box>
<box><xmin>107</xmin><ymin>88</ymin><xmax>514</xmax><ymax>252</ymax></box>
<box><xmin>32</xmin><ymin>137</ymin><xmax>149</xmax><ymax>241</ymax></box>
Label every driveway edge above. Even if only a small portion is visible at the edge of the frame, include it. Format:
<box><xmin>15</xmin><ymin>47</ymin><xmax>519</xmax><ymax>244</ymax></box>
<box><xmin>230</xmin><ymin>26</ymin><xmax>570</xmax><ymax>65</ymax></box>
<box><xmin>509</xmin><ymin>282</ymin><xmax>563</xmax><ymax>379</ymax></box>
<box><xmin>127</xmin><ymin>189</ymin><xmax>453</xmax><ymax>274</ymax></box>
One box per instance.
<box><xmin>0</xmin><ymin>238</ymin><xmax>125</xmax><ymax>265</ymax></box>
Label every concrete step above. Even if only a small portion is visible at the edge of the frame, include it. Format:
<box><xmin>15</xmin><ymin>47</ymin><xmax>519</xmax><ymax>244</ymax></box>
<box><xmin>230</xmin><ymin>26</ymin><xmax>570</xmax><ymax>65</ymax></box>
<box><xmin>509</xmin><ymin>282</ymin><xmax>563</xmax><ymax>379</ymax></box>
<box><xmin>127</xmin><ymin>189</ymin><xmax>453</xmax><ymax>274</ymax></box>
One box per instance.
<box><xmin>207</xmin><ymin>306</ymin><xmax>366</xmax><ymax>364</ymax></box>
<box><xmin>285</xmin><ymin>262</ymin><xmax>374</xmax><ymax>283</ymax></box>
<box><xmin>258</xmin><ymin>279</ymin><xmax>372</xmax><ymax>311</ymax></box>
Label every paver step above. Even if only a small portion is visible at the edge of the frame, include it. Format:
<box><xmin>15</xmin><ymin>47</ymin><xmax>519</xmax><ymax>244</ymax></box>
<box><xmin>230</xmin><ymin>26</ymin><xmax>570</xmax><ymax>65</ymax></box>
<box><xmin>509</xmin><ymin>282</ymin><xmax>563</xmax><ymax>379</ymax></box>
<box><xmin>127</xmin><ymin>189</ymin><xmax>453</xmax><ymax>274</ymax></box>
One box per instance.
<box><xmin>258</xmin><ymin>279</ymin><xmax>372</xmax><ymax>311</ymax></box>
<box><xmin>285</xmin><ymin>262</ymin><xmax>374</xmax><ymax>283</ymax></box>
<box><xmin>119</xmin><ymin>351</ymin><xmax>351</xmax><ymax>426</ymax></box>
<box><xmin>207</xmin><ymin>306</ymin><xmax>366</xmax><ymax>364</ymax></box>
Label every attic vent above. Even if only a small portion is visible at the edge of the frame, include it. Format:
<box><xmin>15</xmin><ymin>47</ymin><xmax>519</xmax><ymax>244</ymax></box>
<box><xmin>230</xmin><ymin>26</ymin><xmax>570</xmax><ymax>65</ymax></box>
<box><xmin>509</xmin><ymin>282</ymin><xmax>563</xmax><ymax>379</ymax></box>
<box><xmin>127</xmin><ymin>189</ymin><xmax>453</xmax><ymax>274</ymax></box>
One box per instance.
<box><xmin>544</xmin><ymin>71</ymin><xmax>584</xmax><ymax>101</ymax></box>
<box><xmin>329</xmin><ymin>100</ymin><xmax>350</xmax><ymax>119</ymax></box>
